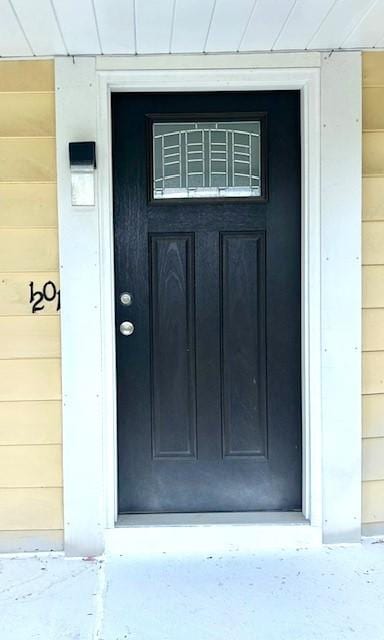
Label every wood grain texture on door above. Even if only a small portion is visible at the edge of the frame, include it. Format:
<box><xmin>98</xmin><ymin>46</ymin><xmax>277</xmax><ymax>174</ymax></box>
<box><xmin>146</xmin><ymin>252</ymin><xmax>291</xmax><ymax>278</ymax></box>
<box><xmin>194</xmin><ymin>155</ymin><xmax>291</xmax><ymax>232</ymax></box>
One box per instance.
<box><xmin>113</xmin><ymin>90</ymin><xmax>302</xmax><ymax>514</ymax></box>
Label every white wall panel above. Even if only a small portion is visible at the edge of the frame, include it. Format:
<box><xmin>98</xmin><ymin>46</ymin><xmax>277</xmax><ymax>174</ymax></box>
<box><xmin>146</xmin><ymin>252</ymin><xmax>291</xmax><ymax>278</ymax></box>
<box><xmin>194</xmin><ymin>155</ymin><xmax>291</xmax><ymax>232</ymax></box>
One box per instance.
<box><xmin>171</xmin><ymin>0</ymin><xmax>215</xmax><ymax>53</ymax></box>
<box><xmin>11</xmin><ymin>0</ymin><xmax>66</xmax><ymax>55</ymax></box>
<box><xmin>135</xmin><ymin>0</ymin><xmax>174</xmax><ymax>54</ymax></box>
<box><xmin>205</xmin><ymin>0</ymin><xmax>254</xmax><ymax>52</ymax></box>
<box><xmin>309</xmin><ymin>0</ymin><xmax>377</xmax><ymax>50</ymax></box>
<box><xmin>275</xmin><ymin>0</ymin><xmax>336</xmax><ymax>51</ymax></box>
<box><xmin>0</xmin><ymin>0</ymin><xmax>31</xmax><ymax>56</ymax></box>
<box><xmin>320</xmin><ymin>52</ymin><xmax>362</xmax><ymax>542</ymax></box>
<box><xmin>52</xmin><ymin>0</ymin><xmax>100</xmax><ymax>55</ymax></box>
<box><xmin>93</xmin><ymin>0</ymin><xmax>135</xmax><ymax>54</ymax></box>
<box><xmin>239</xmin><ymin>0</ymin><xmax>296</xmax><ymax>52</ymax></box>
<box><xmin>55</xmin><ymin>57</ymin><xmax>104</xmax><ymax>556</ymax></box>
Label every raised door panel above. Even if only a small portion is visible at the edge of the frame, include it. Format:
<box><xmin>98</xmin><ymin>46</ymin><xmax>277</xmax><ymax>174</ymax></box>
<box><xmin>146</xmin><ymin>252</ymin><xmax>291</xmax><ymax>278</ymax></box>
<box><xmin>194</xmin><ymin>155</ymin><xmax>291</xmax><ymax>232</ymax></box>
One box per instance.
<box><xmin>221</xmin><ymin>232</ymin><xmax>267</xmax><ymax>458</ymax></box>
<box><xmin>150</xmin><ymin>234</ymin><xmax>196</xmax><ymax>459</ymax></box>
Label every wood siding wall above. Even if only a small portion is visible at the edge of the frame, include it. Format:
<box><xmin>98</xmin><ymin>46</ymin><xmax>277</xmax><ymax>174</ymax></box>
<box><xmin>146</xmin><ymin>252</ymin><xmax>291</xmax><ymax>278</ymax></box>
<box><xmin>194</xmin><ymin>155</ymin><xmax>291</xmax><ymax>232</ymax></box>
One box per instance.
<box><xmin>363</xmin><ymin>53</ymin><xmax>384</xmax><ymax>534</ymax></box>
<box><xmin>0</xmin><ymin>60</ymin><xmax>62</xmax><ymax>551</ymax></box>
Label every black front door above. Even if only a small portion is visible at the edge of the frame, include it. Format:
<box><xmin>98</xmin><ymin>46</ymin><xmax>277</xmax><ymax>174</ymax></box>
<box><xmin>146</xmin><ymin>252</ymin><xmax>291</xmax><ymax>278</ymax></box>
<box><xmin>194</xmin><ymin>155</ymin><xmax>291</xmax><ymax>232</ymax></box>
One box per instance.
<box><xmin>112</xmin><ymin>91</ymin><xmax>301</xmax><ymax>514</ymax></box>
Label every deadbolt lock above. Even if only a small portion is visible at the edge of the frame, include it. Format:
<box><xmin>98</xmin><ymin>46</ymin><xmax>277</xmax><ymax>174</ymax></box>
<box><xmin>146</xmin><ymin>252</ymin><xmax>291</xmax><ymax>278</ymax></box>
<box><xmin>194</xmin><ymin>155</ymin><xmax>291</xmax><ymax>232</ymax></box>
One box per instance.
<box><xmin>120</xmin><ymin>321</ymin><xmax>134</xmax><ymax>336</ymax></box>
<box><xmin>120</xmin><ymin>292</ymin><xmax>133</xmax><ymax>306</ymax></box>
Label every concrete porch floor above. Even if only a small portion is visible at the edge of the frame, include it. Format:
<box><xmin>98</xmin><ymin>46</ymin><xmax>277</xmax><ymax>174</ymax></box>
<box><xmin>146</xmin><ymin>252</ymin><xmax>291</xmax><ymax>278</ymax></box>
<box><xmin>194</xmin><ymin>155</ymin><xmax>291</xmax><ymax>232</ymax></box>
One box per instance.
<box><xmin>1</xmin><ymin>541</ymin><xmax>384</xmax><ymax>640</ymax></box>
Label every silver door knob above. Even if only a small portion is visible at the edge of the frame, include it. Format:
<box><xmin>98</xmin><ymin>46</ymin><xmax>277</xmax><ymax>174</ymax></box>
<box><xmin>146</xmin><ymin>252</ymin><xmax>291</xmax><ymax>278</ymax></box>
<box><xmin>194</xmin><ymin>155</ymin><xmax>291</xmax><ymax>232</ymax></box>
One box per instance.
<box><xmin>120</xmin><ymin>321</ymin><xmax>134</xmax><ymax>336</ymax></box>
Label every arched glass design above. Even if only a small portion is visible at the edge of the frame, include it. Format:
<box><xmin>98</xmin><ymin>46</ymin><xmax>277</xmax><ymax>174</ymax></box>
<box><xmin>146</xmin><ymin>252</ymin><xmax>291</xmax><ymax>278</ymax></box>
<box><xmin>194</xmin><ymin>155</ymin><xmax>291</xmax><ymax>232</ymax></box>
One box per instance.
<box><xmin>152</xmin><ymin>120</ymin><xmax>261</xmax><ymax>200</ymax></box>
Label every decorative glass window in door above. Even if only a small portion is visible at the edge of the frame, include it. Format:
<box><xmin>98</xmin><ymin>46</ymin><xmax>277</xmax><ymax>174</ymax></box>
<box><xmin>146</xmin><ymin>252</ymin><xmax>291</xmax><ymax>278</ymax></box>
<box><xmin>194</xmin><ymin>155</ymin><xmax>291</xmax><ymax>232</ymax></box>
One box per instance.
<box><xmin>152</xmin><ymin>120</ymin><xmax>262</xmax><ymax>200</ymax></box>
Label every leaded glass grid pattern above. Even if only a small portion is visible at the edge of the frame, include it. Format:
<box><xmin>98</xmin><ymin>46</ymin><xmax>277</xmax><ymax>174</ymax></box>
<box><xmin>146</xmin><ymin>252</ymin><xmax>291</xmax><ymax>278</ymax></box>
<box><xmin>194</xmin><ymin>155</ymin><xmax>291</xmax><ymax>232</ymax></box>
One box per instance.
<box><xmin>153</xmin><ymin>121</ymin><xmax>261</xmax><ymax>199</ymax></box>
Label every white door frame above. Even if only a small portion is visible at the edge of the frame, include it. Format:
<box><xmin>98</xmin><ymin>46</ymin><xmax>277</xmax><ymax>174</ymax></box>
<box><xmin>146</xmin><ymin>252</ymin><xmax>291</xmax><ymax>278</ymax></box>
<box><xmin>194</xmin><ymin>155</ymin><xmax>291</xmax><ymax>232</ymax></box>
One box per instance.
<box><xmin>55</xmin><ymin>52</ymin><xmax>362</xmax><ymax>557</ymax></box>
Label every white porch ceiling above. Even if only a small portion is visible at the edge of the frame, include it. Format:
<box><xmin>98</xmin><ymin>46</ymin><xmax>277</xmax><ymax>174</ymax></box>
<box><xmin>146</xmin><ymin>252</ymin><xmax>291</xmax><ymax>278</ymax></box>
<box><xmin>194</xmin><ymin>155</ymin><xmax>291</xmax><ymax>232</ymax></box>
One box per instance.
<box><xmin>1</xmin><ymin>0</ymin><xmax>384</xmax><ymax>58</ymax></box>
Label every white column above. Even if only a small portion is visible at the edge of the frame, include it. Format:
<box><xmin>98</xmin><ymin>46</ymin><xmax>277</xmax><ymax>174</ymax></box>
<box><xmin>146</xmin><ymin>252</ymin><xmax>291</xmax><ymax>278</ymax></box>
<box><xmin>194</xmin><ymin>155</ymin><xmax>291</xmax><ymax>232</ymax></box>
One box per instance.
<box><xmin>55</xmin><ymin>57</ymin><xmax>104</xmax><ymax>556</ymax></box>
<box><xmin>320</xmin><ymin>51</ymin><xmax>362</xmax><ymax>542</ymax></box>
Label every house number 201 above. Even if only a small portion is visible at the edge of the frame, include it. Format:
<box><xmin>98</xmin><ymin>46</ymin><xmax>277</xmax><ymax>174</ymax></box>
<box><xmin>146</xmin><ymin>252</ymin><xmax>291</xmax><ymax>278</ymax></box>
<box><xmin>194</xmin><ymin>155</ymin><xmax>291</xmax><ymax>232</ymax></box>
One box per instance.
<box><xmin>29</xmin><ymin>281</ymin><xmax>61</xmax><ymax>314</ymax></box>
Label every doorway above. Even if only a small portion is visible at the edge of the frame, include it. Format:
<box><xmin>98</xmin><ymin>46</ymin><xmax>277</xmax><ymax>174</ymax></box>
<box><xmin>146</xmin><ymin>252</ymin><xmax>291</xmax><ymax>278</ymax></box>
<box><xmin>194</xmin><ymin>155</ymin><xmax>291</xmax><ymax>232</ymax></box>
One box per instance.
<box><xmin>112</xmin><ymin>90</ymin><xmax>302</xmax><ymax>514</ymax></box>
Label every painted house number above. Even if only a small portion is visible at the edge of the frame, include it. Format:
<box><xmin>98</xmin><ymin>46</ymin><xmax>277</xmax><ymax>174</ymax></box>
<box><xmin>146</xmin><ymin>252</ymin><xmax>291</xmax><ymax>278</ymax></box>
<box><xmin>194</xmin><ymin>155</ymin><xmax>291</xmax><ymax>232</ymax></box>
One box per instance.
<box><xmin>29</xmin><ymin>281</ymin><xmax>61</xmax><ymax>314</ymax></box>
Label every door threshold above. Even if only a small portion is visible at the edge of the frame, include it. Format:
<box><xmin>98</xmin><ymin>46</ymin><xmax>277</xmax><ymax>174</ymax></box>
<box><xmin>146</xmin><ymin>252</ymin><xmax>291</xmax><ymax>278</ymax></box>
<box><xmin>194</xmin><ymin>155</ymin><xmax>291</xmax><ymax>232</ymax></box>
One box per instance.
<box><xmin>106</xmin><ymin>513</ymin><xmax>321</xmax><ymax>554</ymax></box>
<box><xmin>117</xmin><ymin>511</ymin><xmax>307</xmax><ymax>527</ymax></box>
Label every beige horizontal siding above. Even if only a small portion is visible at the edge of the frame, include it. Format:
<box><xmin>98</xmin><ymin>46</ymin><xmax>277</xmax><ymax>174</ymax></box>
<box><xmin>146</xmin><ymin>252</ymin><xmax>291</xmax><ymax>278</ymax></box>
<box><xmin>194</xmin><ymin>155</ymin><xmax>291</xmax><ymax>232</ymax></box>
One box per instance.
<box><xmin>363</xmin><ymin>87</ymin><xmax>384</xmax><ymax>130</ymax></box>
<box><xmin>0</xmin><ymin>60</ymin><xmax>54</xmax><ymax>92</ymax></box>
<box><xmin>362</xmin><ymin>53</ymin><xmax>384</xmax><ymax>531</ymax></box>
<box><xmin>363</xmin><ymin>438</ymin><xmax>384</xmax><ymax>481</ymax></box>
<box><xmin>0</xmin><ymin>445</ymin><xmax>62</xmax><ymax>487</ymax></box>
<box><xmin>362</xmin><ymin>480</ymin><xmax>384</xmax><ymax>523</ymax></box>
<box><xmin>0</xmin><ymin>138</ymin><xmax>56</xmax><ymax>182</ymax></box>
<box><xmin>363</xmin><ymin>265</ymin><xmax>384</xmax><ymax>308</ymax></box>
<box><xmin>0</xmin><ymin>60</ymin><xmax>62</xmax><ymax>544</ymax></box>
<box><xmin>363</xmin><ymin>221</ymin><xmax>384</xmax><ymax>264</ymax></box>
<box><xmin>0</xmin><ymin>272</ymin><xmax>60</xmax><ymax>316</ymax></box>
<box><xmin>363</xmin><ymin>52</ymin><xmax>384</xmax><ymax>86</ymax></box>
<box><xmin>363</xmin><ymin>395</ymin><xmax>384</xmax><ymax>438</ymax></box>
<box><xmin>363</xmin><ymin>177</ymin><xmax>384</xmax><ymax>220</ymax></box>
<box><xmin>0</xmin><ymin>93</ymin><xmax>55</xmax><ymax>137</ymax></box>
<box><xmin>0</xmin><ymin>316</ymin><xmax>60</xmax><ymax>359</ymax></box>
<box><xmin>363</xmin><ymin>352</ymin><xmax>384</xmax><ymax>395</ymax></box>
<box><xmin>363</xmin><ymin>131</ymin><xmax>384</xmax><ymax>176</ymax></box>
<box><xmin>0</xmin><ymin>488</ymin><xmax>63</xmax><ymax>530</ymax></box>
<box><xmin>0</xmin><ymin>182</ymin><xmax>57</xmax><ymax>228</ymax></box>
<box><xmin>0</xmin><ymin>229</ymin><xmax>58</xmax><ymax>272</ymax></box>
<box><xmin>0</xmin><ymin>401</ymin><xmax>61</xmax><ymax>445</ymax></box>
<box><xmin>363</xmin><ymin>309</ymin><xmax>384</xmax><ymax>351</ymax></box>
<box><xmin>0</xmin><ymin>359</ymin><xmax>61</xmax><ymax>402</ymax></box>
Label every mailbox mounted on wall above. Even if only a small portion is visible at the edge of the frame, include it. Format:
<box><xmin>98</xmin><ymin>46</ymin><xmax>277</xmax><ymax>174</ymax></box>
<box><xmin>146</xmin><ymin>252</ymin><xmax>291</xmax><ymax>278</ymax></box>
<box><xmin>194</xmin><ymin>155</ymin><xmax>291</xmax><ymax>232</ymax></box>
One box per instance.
<box><xmin>69</xmin><ymin>141</ymin><xmax>96</xmax><ymax>207</ymax></box>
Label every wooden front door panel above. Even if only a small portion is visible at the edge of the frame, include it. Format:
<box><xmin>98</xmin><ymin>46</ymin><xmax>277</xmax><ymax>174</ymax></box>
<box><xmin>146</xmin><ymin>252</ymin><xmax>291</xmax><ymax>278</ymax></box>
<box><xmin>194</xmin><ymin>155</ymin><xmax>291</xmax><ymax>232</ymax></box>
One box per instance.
<box><xmin>112</xmin><ymin>91</ymin><xmax>302</xmax><ymax>514</ymax></box>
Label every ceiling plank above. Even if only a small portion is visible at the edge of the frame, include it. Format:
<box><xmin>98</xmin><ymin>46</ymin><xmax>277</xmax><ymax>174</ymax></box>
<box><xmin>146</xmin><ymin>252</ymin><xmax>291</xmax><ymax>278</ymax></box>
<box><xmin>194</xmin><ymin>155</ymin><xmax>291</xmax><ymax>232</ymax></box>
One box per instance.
<box><xmin>135</xmin><ymin>0</ymin><xmax>175</xmax><ymax>54</ymax></box>
<box><xmin>343</xmin><ymin>0</ymin><xmax>384</xmax><ymax>48</ymax></box>
<box><xmin>11</xmin><ymin>0</ymin><xmax>67</xmax><ymax>56</ymax></box>
<box><xmin>274</xmin><ymin>0</ymin><xmax>337</xmax><ymax>51</ymax></box>
<box><xmin>205</xmin><ymin>0</ymin><xmax>255</xmax><ymax>52</ymax></box>
<box><xmin>0</xmin><ymin>0</ymin><xmax>31</xmax><ymax>57</ymax></box>
<box><xmin>171</xmin><ymin>0</ymin><xmax>215</xmax><ymax>53</ymax></box>
<box><xmin>308</xmin><ymin>0</ymin><xmax>377</xmax><ymax>50</ymax></box>
<box><xmin>374</xmin><ymin>31</ymin><xmax>384</xmax><ymax>48</ymax></box>
<box><xmin>239</xmin><ymin>0</ymin><xmax>296</xmax><ymax>52</ymax></box>
<box><xmin>51</xmin><ymin>0</ymin><xmax>100</xmax><ymax>54</ymax></box>
<box><xmin>93</xmin><ymin>0</ymin><xmax>135</xmax><ymax>54</ymax></box>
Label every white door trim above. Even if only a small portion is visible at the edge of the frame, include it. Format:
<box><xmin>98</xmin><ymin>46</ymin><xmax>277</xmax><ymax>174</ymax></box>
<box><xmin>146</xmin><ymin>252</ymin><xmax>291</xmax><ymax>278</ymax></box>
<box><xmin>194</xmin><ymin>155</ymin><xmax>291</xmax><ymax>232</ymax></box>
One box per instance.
<box><xmin>55</xmin><ymin>52</ymin><xmax>361</xmax><ymax>556</ymax></box>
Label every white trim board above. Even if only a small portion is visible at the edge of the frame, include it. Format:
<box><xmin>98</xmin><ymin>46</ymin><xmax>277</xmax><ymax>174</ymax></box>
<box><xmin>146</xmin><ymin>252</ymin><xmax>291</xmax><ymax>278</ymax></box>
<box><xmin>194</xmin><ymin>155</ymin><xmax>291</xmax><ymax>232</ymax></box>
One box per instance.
<box><xmin>96</xmin><ymin>52</ymin><xmax>321</xmax><ymax>70</ymax></box>
<box><xmin>106</xmin><ymin>522</ymin><xmax>322</xmax><ymax>556</ymax></box>
<box><xmin>55</xmin><ymin>52</ymin><xmax>362</xmax><ymax>557</ymax></box>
